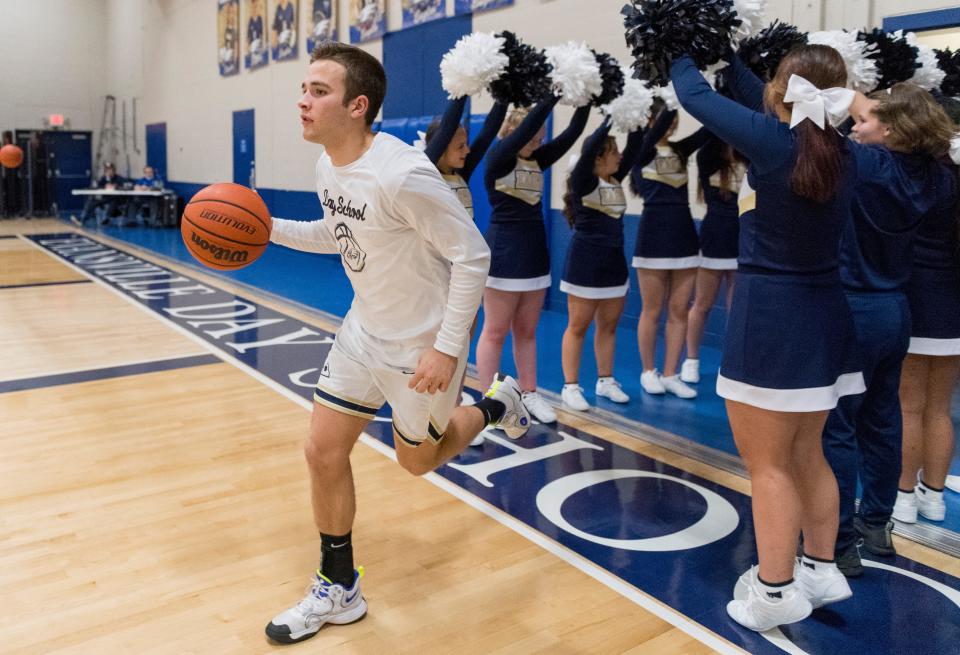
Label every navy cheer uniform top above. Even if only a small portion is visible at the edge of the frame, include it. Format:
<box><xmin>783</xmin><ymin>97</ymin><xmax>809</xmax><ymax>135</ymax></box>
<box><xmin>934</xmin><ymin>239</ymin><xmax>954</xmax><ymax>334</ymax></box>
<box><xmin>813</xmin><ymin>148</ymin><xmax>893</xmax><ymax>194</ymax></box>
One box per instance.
<box><xmin>907</xmin><ymin>163</ymin><xmax>960</xmax><ymax>354</ymax></box>
<box><xmin>697</xmin><ymin>131</ymin><xmax>745</xmax><ymax>269</ymax></box>
<box><xmin>629</xmin><ymin>108</ymin><xmax>710</xmax><ymax>269</ymax></box>
<box><xmin>424</xmin><ymin>96</ymin><xmax>508</xmax><ymax>219</ymax></box>
<box><xmin>671</xmin><ymin>55</ymin><xmax>865</xmax><ymax>411</ymax></box>
<box><xmin>560</xmin><ymin>119</ymin><xmax>645</xmax><ymax>298</ymax></box>
<box><xmin>483</xmin><ymin>97</ymin><xmax>590</xmax><ymax>291</ymax></box>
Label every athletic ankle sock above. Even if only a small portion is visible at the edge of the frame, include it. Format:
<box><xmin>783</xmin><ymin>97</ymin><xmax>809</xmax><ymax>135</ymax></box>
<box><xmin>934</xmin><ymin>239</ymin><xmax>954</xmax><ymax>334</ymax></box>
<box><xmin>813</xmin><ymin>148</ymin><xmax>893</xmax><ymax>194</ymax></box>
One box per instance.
<box><xmin>757</xmin><ymin>575</ymin><xmax>793</xmax><ymax>600</ymax></box>
<box><xmin>919</xmin><ymin>478</ymin><xmax>945</xmax><ymax>493</ymax></box>
<box><xmin>597</xmin><ymin>376</ymin><xmax>613</xmax><ymax>383</ymax></box>
<box><xmin>898</xmin><ymin>487</ymin><xmax>915</xmax><ymax>494</ymax></box>
<box><xmin>563</xmin><ymin>382</ymin><xmax>580</xmax><ymax>388</ymax></box>
<box><xmin>474</xmin><ymin>397</ymin><xmax>505</xmax><ymax>425</ymax></box>
<box><xmin>320</xmin><ymin>531</ymin><xmax>355</xmax><ymax>587</ymax></box>
<box><xmin>800</xmin><ymin>553</ymin><xmax>835</xmax><ymax>570</ymax></box>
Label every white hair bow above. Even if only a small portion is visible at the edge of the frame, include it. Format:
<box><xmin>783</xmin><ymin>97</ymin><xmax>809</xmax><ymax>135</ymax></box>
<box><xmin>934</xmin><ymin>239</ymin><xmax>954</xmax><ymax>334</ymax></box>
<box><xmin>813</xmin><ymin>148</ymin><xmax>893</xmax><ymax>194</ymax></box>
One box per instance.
<box><xmin>783</xmin><ymin>74</ymin><xmax>855</xmax><ymax>130</ymax></box>
<box><xmin>414</xmin><ymin>130</ymin><xmax>427</xmax><ymax>152</ymax></box>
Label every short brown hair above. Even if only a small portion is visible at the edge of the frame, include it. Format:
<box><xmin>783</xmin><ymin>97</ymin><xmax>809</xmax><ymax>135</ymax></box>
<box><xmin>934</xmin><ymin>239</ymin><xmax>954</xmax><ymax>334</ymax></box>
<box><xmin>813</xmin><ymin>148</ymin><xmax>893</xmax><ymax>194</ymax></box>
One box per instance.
<box><xmin>868</xmin><ymin>83</ymin><xmax>955</xmax><ymax>158</ymax></box>
<box><xmin>765</xmin><ymin>45</ymin><xmax>849</xmax><ymax>204</ymax></box>
<box><xmin>310</xmin><ymin>42</ymin><xmax>386</xmax><ymax>125</ymax></box>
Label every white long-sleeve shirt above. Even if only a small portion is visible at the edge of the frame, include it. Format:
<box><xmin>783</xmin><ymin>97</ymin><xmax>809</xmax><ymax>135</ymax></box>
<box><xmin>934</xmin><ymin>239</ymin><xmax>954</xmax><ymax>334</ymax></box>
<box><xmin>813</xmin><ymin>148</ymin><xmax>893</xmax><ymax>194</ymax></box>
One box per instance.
<box><xmin>271</xmin><ymin>132</ymin><xmax>491</xmax><ymax>357</ymax></box>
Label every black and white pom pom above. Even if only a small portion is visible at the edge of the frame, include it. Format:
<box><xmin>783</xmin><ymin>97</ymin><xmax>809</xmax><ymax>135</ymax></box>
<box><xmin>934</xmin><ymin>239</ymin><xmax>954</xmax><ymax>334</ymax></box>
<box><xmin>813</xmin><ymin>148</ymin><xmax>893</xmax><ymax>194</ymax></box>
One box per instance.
<box><xmin>601</xmin><ymin>67</ymin><xmax>656</xmax><ymax>133</ymax></box>
<box><xmin>592</xmin><ymin>52</ymin><xmax>625</xmax><ymax>107</ymax></box>
<box><xmin>736</xmin><ymin>20</ymin><xmax>807</xmax><ymax>80</ymax></box>
<box><xmin>732</xmin><ymin>0</ymin><xmax>767</xmax><ymax>44</ymax></box>
<box><xmin>654</xmin><ymin>82</ymin><xmax>680</xmax><ymax>111</ymax></box>
<box><xmin>936</xmin><ymin>48</ymin><xmax>960</xmax><ymax>97</ymax></box>
<box><xmin>488</xmin><ymin>31</ymin><xmax>553</xmax><ymax>107</ymax></box>
<box><xmin>808</xmin><ymin>29</ymin><xmax>878</xmax><ymax>92</ymax></box>
<box><xmin>857</xmin><ymin>28</ymin><xmax>919</xmax><ymax>91</ymax></box>
<box><xmin>904</xmin><ymin>31</ymin><xmax>945</xmax><ymax>92</ymax></box>
<box><xmin>440</xmin><ymin>32</ymin><xmax>509</xmax><ymax>99</ymax></box>
<box><xmin>545</xmin><ymin>41</ymin><xmax>603</xmax><ymax>107</ymax></box>
<box><xmin>622</xmin><ymin>0</ymin><xmax>742</xmax><ymax>87</ymax></box>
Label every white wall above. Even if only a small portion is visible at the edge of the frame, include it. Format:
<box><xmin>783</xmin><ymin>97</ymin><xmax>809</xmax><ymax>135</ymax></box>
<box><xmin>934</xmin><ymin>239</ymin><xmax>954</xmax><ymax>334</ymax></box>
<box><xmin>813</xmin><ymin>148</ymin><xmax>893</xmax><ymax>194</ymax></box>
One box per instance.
<box><xmin>138</xmin><ymin>0</ymin><xmax>382</xmax><ymax>192</ymax></box>
<box><xmin>5</xmin><ymin>0</ymin><xmax>958</xmax><ymax>203</ymax></box>
<box><xmin>0</xmin><ymin>0</ymin><xmax>107</xmax><ymax>136</ymax></box>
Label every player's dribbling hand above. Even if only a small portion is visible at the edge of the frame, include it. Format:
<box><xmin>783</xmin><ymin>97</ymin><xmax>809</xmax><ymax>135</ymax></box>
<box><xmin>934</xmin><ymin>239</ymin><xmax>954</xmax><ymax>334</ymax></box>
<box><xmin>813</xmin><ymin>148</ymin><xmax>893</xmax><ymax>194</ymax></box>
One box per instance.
<box><xmin>408</xmin><ymin>348</ymin><xmax>458</xmax><ymax>395</ymax></box>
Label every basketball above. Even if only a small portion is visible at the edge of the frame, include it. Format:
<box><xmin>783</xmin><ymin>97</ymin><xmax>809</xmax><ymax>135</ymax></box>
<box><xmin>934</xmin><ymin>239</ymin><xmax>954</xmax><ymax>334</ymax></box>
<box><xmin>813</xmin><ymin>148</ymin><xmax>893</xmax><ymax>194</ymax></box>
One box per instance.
<box><xmin>180</xmin><ymin>182</ymin><xmax>272</xmax><ymax>270</ymax></box>
<box><xmin>0</xmin><ymin>144</ymin><xmax>23</xmax><ymax>169</ymax></box>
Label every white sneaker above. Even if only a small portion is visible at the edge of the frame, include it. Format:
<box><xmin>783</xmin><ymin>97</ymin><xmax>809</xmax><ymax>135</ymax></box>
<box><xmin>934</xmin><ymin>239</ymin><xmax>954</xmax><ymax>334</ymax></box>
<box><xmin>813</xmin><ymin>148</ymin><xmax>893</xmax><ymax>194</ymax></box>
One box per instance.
<box><xmin>680</xmin><ymin>358</ymin><xmax>700</xmax><ymax>383</ymax></box>
<box><xmin>794</xmin><ymin>559</ymin><xmax>852</xmax><ymax>609</ymax></box>
<box><xmin>596</xmin><ymin>377</ymin><xmax>630</xmax><ymax>403</ymax></box>
<box><xmin>892</xmin><ymin>490</ymin><xmax>918</xmax><ymax>523</ymax></box>
<box><xmin>640</xmin><ymin>369</ymin><xmax>665</xmax><ymax>394</ymax></box>
<box><xmin>522</xmin><ymin>390</ymin><xmax>557</xmax><ymax>424</ymax></box>
<box><xmin>662</xmin><ymin>374</ymin><xmax>697</xmax><ymax>399</ymax></box>
<box><xmin>266</xmin><ymin>569</ymin><xmax>367</xmax><ymax>644</ymax></box>
<box><xmin>728</xmin><ymin>567</ymin><xmax>812</xmax><ymax>632</ymax></box>
<box><xmin>469</xmin><ymin>433</ymin><xmax>485</xmax><ymax>447</ymax></box>
<box><xmin>917</xmin><ymin>481</ymin><xmax>946</xmax><ymax>521</ymax></box>
<box><xmin>561</xmin><ymin>384</ymin><xmax>590</xmax><ymax>411</ymax></box>
<box><xmin>485</xmin><ymin>373</ymin><xmax>531</xmax><ymax>438</ymax></box>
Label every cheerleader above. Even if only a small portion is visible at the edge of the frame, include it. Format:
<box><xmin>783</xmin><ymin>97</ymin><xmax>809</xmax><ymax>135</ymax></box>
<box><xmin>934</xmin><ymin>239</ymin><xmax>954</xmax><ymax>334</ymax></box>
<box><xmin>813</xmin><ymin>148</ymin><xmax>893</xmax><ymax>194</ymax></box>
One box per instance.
<box><xmin>819</xmin><ymin>85</ymin><xmax>957</xmax><ymax>576</ymax></box>
<box><xmin>629</xmin><ymin>103</ymin><xmax>709</xmax><ymax>398</ymax></box>
<box><xmin>423</xmin><ymin>96</ymin><xmax>508</xmax><ymax>217</ymax></box>
<box><xmin>423</xmin><ymin>96</ymin><xmax>508</xmax><ymax>431</ymax></box>
<box><xmin>672</xmin><ymin>47</ymin><xmax>865</xmax><ymax>631</ymax></box>
<box><xmin>894</xmin><ymin>135</ymin><xmax>960</xmax><ymax>526</ymax></box>
<box><xmin>680</xmin><ymin>131</ymin><xmax>747</xmax><ymax>383</ymax></box>
<box><xmin>476</xmin><ymin>97</ymin><xmax>590</xmax><ymax>423</ymax></box>
<box><xmin>558</xmin><ymin>118</ymin><xmax>645</xmax><ymax>410</ymax></box>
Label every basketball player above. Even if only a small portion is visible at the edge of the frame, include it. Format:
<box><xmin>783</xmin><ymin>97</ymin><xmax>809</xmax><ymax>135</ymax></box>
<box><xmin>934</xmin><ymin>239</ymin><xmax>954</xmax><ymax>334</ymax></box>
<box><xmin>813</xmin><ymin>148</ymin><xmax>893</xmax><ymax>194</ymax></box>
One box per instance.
<box><xmin>263</xmin><ymin>43</ymin><xmax>530</xmax><ymax>645</ymax></box>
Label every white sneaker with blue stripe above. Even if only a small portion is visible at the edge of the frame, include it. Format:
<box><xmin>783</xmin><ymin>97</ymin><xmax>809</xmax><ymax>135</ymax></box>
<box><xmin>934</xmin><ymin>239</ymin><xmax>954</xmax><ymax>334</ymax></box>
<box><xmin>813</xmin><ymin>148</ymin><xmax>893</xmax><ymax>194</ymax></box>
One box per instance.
<box><xmin>266</xmin><ymin>568</ymin><xmax>367</xmax><ymax>644</ymax></box>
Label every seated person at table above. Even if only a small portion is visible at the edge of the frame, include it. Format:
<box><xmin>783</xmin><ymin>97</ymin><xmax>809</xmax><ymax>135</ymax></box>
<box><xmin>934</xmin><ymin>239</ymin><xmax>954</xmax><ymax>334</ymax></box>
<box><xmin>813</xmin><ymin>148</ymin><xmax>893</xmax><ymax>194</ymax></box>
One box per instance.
<box><xmin>134</xmin><ymin>166</ymin><xmax>164</xmax><ymax>190</ymax></box>
<box><xmin>127</xmin><ymin>165</ymin><xmax>166</xmax><ymax>225</ymax></box>
<box><xmin>77</xmin><ymin>162</ymin><xmax>127</xmax><ymax>226</ymax></box>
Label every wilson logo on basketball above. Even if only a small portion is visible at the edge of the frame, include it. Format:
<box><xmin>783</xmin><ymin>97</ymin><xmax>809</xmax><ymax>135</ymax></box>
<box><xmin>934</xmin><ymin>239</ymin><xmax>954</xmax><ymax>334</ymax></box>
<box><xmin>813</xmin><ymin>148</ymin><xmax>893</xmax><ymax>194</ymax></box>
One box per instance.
<box><xmin>198</xmin><ymin>209</ymin><xmax>257</xmax><ymax>235</ymax></box>
<box><xmin>189</xmin><ymin>231</ymin><xmax>250</xmax><ymax>263</ymax></box>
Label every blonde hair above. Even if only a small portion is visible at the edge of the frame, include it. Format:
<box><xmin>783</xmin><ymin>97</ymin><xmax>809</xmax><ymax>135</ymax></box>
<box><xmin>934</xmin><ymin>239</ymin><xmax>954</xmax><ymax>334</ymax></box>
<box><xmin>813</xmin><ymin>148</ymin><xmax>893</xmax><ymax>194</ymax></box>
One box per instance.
<box><xmin>499</xmin><ymin>107</ymin><xmax>530</xmax><ymax>139</ymax></box>
<box><xmin>868</xmin><ymin>83</ymin><xmax>955</xmax><ymax>158</ymax></box>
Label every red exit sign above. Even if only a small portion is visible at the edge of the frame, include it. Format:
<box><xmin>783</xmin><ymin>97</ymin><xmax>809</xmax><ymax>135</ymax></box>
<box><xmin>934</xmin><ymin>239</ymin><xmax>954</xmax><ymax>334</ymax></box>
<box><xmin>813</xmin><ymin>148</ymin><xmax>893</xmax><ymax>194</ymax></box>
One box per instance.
<box><xmin>48</xmin><ymin>114</ymin><xmax>65</xmax><ymax>126</ymax></box>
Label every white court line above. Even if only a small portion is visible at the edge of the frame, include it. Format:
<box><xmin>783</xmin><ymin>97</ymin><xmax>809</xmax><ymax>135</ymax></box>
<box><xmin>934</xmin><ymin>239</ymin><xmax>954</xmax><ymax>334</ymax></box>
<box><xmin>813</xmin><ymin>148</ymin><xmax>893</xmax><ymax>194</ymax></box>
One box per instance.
<box><xmin>23</xmin><ymin>234</ymin><xmax>747</xmax><ymax>655</ymax></box>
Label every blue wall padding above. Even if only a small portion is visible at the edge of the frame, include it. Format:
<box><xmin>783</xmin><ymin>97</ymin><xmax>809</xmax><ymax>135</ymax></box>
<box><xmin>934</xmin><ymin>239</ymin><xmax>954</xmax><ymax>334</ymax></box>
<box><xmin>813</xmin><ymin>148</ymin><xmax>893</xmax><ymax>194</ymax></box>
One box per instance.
<box><xmin>382</xmin><ymin>14</ymin><xmax>472</xmax><ymax>119</ymax></box>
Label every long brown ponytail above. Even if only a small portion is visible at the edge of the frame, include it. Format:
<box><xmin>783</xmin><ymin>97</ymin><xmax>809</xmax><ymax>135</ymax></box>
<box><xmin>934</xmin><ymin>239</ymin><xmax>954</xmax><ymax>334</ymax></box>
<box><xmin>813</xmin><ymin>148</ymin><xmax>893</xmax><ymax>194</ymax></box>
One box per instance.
<box><xmin>764</xmin><ymin>45</ymin><xmax>849</xmax><ymax>204</ymax></box>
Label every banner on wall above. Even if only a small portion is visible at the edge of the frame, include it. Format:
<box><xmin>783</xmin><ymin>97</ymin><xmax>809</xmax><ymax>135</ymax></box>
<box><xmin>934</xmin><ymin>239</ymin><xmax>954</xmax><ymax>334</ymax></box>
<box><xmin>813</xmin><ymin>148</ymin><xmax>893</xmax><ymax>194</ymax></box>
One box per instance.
<box><xmin>454</xmin><ymin>0</ymin><xmax>513</xmax><ymax>15</ymax></box>
<box><xmin>349</xmin><ymin>0</ymin><xmax>386</xmax><ymax>43</ymax></box>
<box><xmin>271</xmin><ymin>0</ymin><xmax>298</xmax><ymax>61</ymax></box>
<box><xmin>218</xmin><ymin>0</ymin><xmax>241</xmax><ymax>76</ymax></box>
<box><xmin>402</xmin><ymin>0</ymin><xmax>444</xmax><ymax>28</ymax></box>
<box><xmin>306</xmin><ymin>0</ymin><xmax>337</xmax><ymax>53</ymax></box>
<box><xmin>244</xmin><ymin>0</ymin><xmax>269</xmax><ymax>70</ymax></box>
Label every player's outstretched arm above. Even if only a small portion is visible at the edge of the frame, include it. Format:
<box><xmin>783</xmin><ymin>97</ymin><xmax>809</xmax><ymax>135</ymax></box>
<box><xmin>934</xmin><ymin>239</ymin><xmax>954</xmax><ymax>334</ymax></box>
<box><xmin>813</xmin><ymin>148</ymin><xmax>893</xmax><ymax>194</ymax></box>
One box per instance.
<box><xmin>270</xmin><ymin>217</ymin><xmax>339</xmax><ymax>254</ymax></box>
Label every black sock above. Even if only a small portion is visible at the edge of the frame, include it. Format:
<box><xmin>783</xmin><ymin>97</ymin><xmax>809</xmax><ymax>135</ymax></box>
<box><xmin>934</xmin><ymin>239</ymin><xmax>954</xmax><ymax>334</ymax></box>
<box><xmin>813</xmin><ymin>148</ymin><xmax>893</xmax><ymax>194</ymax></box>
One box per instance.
<box><xmin>919</xmin><ymin>478</ymin><xmax>944</xmax><ymax>492</ymax></box>
<box><xmin>757</xmin><ymin>575</ymin><xmax>793</xmax><ymax>600</ymax></box>
<box><xmin>474</xmin><ymin>397</ymin><xmax>505</xmax><ymax>425</ymax></box>
<box><xmin>320</xmin><ymin>531</ymin><xmax>354</xmax><ymax>587</ymax></box>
